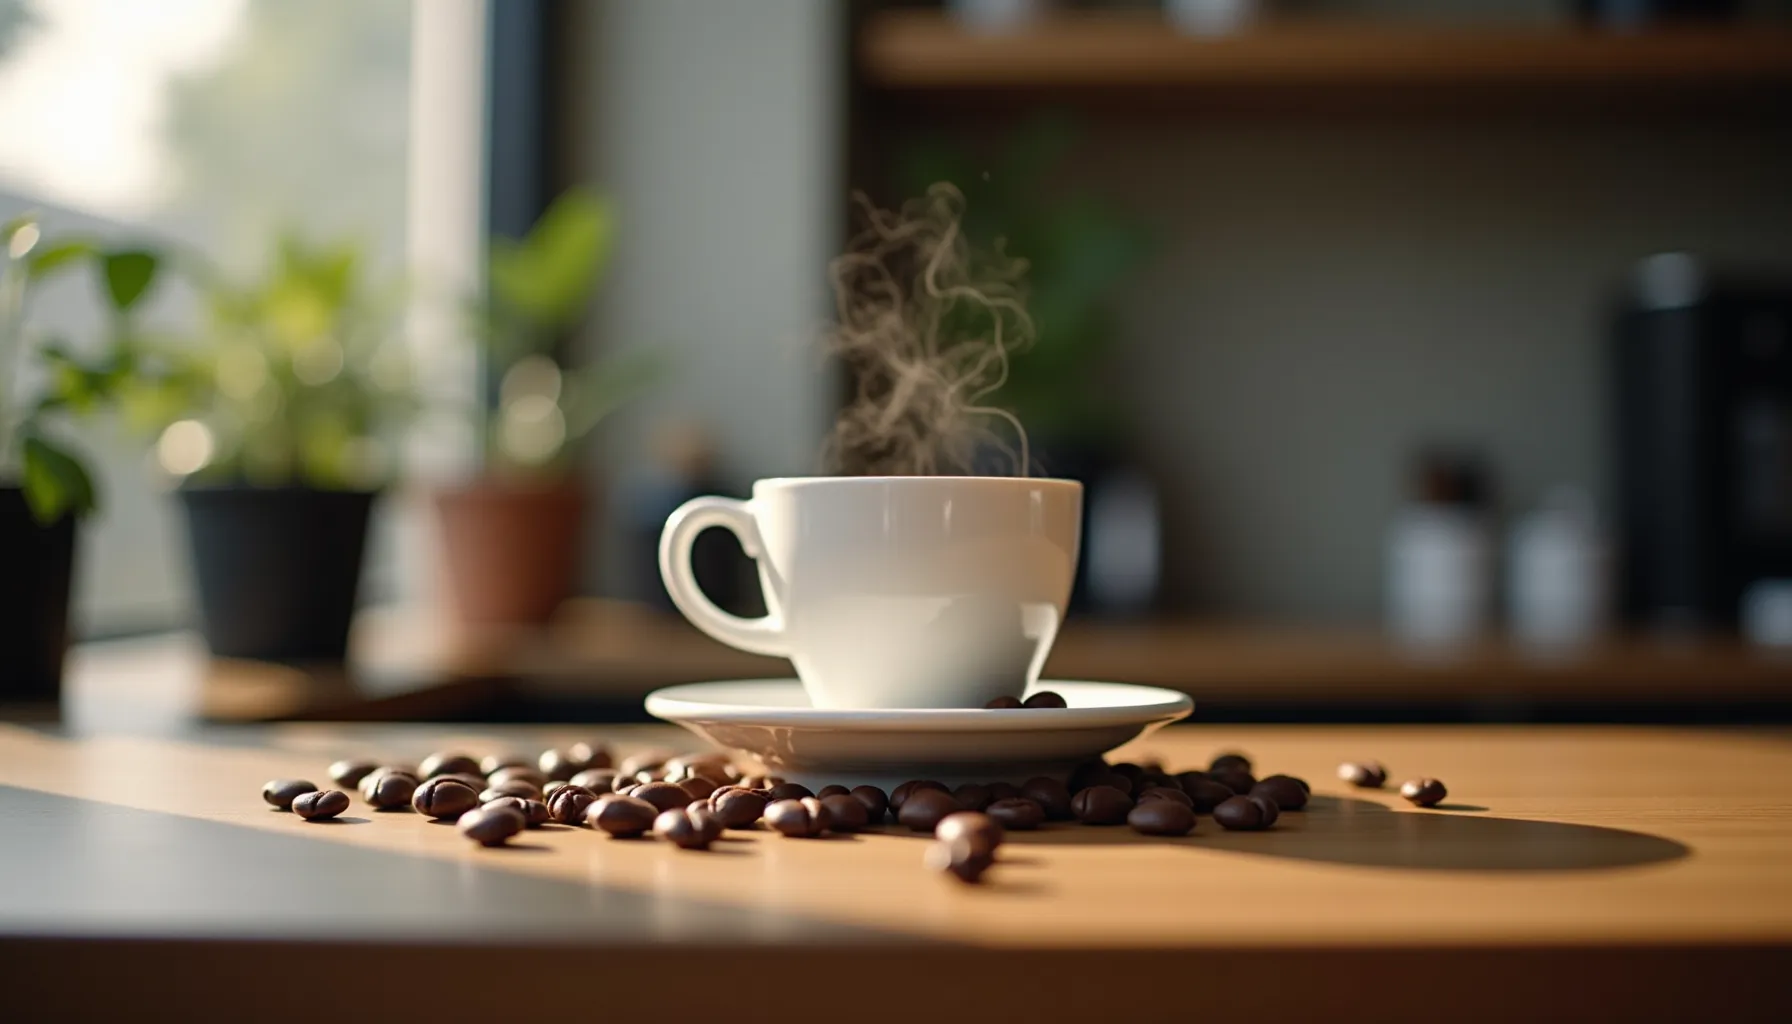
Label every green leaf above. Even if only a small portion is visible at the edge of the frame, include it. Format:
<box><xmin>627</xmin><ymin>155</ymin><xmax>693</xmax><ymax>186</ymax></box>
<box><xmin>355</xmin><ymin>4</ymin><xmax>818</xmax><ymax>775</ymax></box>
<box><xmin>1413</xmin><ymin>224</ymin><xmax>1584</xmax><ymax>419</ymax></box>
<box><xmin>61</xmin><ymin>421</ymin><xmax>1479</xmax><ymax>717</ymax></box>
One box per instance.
<box><xmin>20</xmin><ymin>432</ymin><xmax>98</xmax><ymax>522</ymax></box>
<box><xmin>103</xmin><ymin>249</ymin><xmax>160</xmax><ymax>311</ymax></box>
<box><xmin>489</xmin><ymin>189</ymin><xmax>613</xmax><ymax>331</ymax></box>
<box><xmin>27</xmin><ymin>239</ymin><xmax>96</xmax><ymax>279</ymax></box>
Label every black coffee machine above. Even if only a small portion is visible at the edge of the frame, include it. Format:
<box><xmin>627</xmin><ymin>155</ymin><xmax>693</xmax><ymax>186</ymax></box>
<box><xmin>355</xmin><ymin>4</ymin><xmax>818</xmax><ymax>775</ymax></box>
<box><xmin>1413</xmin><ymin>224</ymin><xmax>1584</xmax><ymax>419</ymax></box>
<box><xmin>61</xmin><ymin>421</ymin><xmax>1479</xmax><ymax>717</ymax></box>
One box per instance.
<box><xmin>1613</xmin><ymin>253</ymin><xmax>1792</xmax><ymax>632</ymax></box>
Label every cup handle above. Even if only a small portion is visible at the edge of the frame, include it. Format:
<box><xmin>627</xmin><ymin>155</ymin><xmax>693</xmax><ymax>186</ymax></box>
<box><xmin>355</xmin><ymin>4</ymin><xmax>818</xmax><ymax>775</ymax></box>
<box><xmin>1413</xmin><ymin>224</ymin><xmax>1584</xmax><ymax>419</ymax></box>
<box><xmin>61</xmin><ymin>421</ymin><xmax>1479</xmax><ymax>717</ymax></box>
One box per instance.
<box><xmin>657</xmin><ymin>496</ymin><xmax>789</xmax><ymax>657</ymax></box>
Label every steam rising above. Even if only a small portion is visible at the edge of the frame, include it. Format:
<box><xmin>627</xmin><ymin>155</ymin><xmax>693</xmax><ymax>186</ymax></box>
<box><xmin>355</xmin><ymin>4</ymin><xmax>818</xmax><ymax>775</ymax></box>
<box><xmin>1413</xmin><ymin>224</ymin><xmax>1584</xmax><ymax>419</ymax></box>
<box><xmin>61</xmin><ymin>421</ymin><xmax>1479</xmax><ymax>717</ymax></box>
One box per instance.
<box><xmin>821</xmin><ymin>184</ymin><xmax>1033</xmax><ymax>477</ymax></box>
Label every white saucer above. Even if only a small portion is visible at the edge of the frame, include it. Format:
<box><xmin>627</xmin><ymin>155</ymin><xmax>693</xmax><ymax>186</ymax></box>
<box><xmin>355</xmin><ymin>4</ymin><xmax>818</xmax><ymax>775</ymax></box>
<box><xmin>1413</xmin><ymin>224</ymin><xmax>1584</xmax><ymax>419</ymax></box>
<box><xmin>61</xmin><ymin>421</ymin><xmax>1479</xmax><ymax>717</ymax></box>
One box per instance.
<box><xmin>644</xmin><ymin>679</ymin><xmax>1192</xmax><ymax>790</ymax></box>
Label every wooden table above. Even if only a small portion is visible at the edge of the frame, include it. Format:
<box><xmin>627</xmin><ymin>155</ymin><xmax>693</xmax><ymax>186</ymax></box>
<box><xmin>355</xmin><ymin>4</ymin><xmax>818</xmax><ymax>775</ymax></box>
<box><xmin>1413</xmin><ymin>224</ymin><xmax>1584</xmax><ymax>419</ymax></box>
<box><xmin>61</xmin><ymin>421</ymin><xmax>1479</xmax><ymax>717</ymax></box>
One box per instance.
<box><xmin>3</xmin><ymin>723</ymin><xmax>1789</xmax><ymax>1021</ymax></box>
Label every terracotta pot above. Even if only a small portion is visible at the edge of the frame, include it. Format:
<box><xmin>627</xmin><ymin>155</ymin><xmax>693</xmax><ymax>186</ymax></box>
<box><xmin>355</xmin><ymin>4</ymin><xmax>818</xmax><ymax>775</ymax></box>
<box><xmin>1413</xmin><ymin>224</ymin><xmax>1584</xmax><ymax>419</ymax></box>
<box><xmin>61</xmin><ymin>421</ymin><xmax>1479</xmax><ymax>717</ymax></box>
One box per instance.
<box><xmin>434</xmin><ymin>480</ymin><xmax>586</xmax><ymax>625</ymax></box>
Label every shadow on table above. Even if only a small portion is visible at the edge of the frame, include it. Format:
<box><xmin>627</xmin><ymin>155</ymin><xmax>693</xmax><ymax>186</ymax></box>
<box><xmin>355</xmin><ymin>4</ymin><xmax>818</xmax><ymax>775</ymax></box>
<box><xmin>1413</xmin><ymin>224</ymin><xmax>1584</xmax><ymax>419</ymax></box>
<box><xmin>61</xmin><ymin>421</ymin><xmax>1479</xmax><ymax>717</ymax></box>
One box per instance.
<box><xmin>884</xmin><ymin>794</ymin><xmax>1690</xmax><ymax>872</ymax></box>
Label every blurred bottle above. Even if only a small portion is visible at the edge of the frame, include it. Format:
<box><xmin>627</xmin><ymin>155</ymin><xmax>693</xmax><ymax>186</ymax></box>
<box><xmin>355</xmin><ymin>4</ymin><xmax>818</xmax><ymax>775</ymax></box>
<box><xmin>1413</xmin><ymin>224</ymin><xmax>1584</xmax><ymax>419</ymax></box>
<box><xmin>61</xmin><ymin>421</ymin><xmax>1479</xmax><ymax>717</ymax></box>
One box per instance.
<box><xmin>1387</xmin><ymin>451</ymin><xmax>1493</xmax><ymax>651</ymax></box>
<box><xmin>1508</xmin><ymin>488</ymin><xmax>1611</xmax><ymax>653</ymax></box>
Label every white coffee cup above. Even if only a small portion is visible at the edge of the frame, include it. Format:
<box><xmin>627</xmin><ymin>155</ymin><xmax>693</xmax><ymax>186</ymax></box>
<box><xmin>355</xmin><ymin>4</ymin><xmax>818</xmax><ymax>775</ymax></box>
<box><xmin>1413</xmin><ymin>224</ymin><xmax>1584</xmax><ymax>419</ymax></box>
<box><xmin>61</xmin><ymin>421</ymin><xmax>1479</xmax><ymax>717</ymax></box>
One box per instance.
<box><xmin>658</xmin><ymin>476</ymin><xmax>1083</xmax><ymax>709</ymax></box>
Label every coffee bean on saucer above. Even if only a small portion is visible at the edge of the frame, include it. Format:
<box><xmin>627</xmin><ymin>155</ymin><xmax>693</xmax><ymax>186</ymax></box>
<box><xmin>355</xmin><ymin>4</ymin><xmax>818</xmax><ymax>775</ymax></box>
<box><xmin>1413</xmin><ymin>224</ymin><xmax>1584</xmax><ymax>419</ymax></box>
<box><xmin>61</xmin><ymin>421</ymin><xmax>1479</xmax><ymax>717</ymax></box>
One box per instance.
<box><xmin>411</xmin><ymin>777</ymin><xmax>480</xmax><ymax>820</ymax></box>
<box><xmin>926</xmin><ymin>836</ymin><xmax>994</xmax><ymax>884</ymax></box>
<box><xmin>261</xmin><ymin>779</ymin><xmax>317</xmax><ymax>810</ymax></box>
<box><xmin>1338</xmin><ymin>761</ymin><xmax>1387</xmax><ymax>788</ymax></box>
<box><xmin>418</xmin><ymin>752</ymin><xmax>480</xmax><ymax>780</ymax></box>
<box><xmin>588</xmin><ymin>795</ymin><xmax>659</xmax><ymax>837</ymax></box>
<box><xmin>1210</xmin><ymin>752</ymin><xmax>1253</xmax><ymax>774</ymax></box>
<box><xmin>935</xmin><ymin>812</ymin><xmax>1004</xmax><ymax>856</ymax></box>
<box><xmin>363</xmin><ymin>772</ymin><xmax>418</xmax><ymax>810</ymax></box>
<box><xmin>983</xmin><ymin>695</ymin><xmax>1023</xmax><ymax>709</ymax></box>
<box><xmin>617</xmin><ymin>749</ymin><xmax>675</xmax><ymax>779</ymax></box>
<box><xmin>1136</xmin><ymin>786</ymin><xmax>1194</xmax><ymax>808</ymax></box>
<box><xmin>459</xmin><ymin>805</ymin><xmax>525</xmax><ymax>847</ymax></box>
<box><xmin>849</xmin><ymin>785</ymin><xmax>889</xmax><ymax>823</ymax></box>
<box><xmin>487</xmin><ymin>766</ymin><xmax>547</xmax><ymax>790</ymax></box>
<box><xmin>765</xmin><ymin>797</ymin><xmax>832</xmax><ymax>838</ymax></box>
<box><xmin>952</xmin><ymin>783</ymin><xmax>993</xmax><ymax>812</ymax></box>
<box><xmin>765</xmin><ymin>782</ymin><xmax>814</xmax><ymax>803</ymax></box>
<box><xmin>328</xmin><ymin>760</ymin><xmax>380</xmax><ymax>788</ymax></box>
<box><xmin>1128</xmin><ymin>799</ymin><xmax>1197</xmax><ymax>836</ymax></box>
<box><xmin>889</xmin><ymin>780</ymin><xmax>948</xmax><ymax>814</ymax></box>
<box><xmin>678</xmin><ymin>776</ymin><xmax>720</xmax><ymax>802</ymax></box>
<box><xmin>985</xmin><ymin>781</ymin><xmax>1021</xmax><ymax>803</ymax></box>
<box><xmin>632</xmin><ymin>781</ymin><xmax>694</xmax><ymax>813</ymax></box>
<box><xmin>480</xmin><ymin>754</ymin><xmax>531</xmax><ymax>777</ymax></box>
<box><xmin>655</xmin><ymin>807</ymin><xmax>719</xmax><ymax>849</ymax></box>
<box><xmin>897</xmin><ymin>789</ymin><xmax>963</xmax><ymax>833</ymax></box>
<box><xmin>292</xmin><ymin>789</ymin><xmax>350</xmax><ymax>821</ymax></box>
<box><xmin>1251</xmin><ymin>775</ymin><xmax>1309</xmax><ymax>811</ymax></box>
<box><xmin>1020</xmin><ymin>777</ymin><xmax>1075</xmax><ymax>821</ymax></box>
<box><xmin>569</xmin><ymin>768</ymin><xmax>618</xmax><ymax>792</ymax></box>
<box><xmin>819</xmin><ymin>793</ymin><xmax>870</xmax><ymax>832</ymax></box>
<box><xmin>1071</xmin><ymin>785</ymin><xmax>1133</xmax><ymax>825</ymax></box>
<box><xmin>1178</xmin><ymin>775</ymin><xmax>1236</xmax><ymax>814</ymax></box>
<box><xmin>1023</xmin><ymin>690</ymin><xmax>1067</xmax><ymax>709</ymax></box>
<box><xmin>985</xmin><ymin>797</ymin><xmax>1045</xmax><ymax>831</ymax></box>
<box><xmin>1400</xmin><ymin>778</ymin><xmax>1448</xmax><ymax>808</ymax></box>
<box><xmin>485</xmin><ymin>795</ymin><xmax>550</xmax><ymax>827</ymax></box>
<box><xmin>1209</xmin><ymin>769</ymin><xmax>1257</xmax><ymax>796</ymax></box>
<box><xmin>1212</xmin><ymin>795</ymin><xmax>1273</xmax><ymax>831</ymax></box>
<box><xmin>710</xmin><ymin>787</ymin><xmax>769</xmax><ymax>829</ymax></box>
<box><xmin>480</xmin><ymin>779</ymin><xmax>542</xmax><ymax>804</ymax></box>
<box><xmin>548</xmin><ymin>785</ymin><xmax>599</xmax><ymax>825</ymax></box>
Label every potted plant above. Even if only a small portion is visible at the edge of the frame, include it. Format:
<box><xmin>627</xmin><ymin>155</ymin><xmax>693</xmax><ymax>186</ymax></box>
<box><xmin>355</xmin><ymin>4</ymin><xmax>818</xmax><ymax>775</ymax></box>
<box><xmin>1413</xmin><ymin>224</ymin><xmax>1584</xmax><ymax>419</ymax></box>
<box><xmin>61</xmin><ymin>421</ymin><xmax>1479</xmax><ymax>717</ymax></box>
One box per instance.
<box><xmin>435</xmin><ymin>187</ymin><xmax>658</xmax><ymax>625</ymax></box>
<box><xmin>120</xmin><ymin>235</ymin><xmax>414</xmax><ymax>663</ymax></box>
<box><xmin>1</xmin><ymin>215</ymin><xmax>159</xmax><ymax>698</ymax></box>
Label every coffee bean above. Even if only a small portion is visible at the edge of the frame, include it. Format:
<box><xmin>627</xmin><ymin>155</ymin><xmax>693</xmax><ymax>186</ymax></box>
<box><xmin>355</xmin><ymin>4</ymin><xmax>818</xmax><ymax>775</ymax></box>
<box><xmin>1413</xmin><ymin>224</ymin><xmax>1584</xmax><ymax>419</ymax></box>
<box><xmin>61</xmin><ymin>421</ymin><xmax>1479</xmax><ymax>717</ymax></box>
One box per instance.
<box><xmin>1080</xmin><ymin>770</ymin><xmax>1135</xmax><ymax>797</ymax></box>
<box><xmin>935</xmin><ymin>812</ymin><xmax>1004</xmax><ymax>856</ymax></box>
<box><xmin>765</xmin><ymin>797</ymin><xmax>831</xmax><ymax>838</ymax></box>
<box><xmin>1109</xmin><ymin>762</ymin><xmax>1146</xmax><ymax>787</ymax></box>
<box><xmin>1140</xmin><ymin>756</ymin><xmax>1166</xmax><ymax>774</ymax></box>
<box><xmin>1251</xmin><ymin>775</ymin><xmax>1309</xmax><ymax>811</ymax></box>
<box><xmin>983</xmin><ymin>695</ymin><xmax>1023</xmax><ymax>709</ymax></box>
<box><xmin>362</xmin><ymin>772</ymin><xmax>417</xmax><ymax>810</ymax></box>
<box><xmin>418</xmin><ymin>752</ymin><xmax>480</xmax><ymax>779</ymax></box>
<box><xmin>328</xmin><ymin>760</ymin><xmax>379</xmax><ymax>788</ymax></box>
<box><xmin>1135</xmin><ymin>772</ymin><xmax>1177</xmax><ymax>794</ymax></box>
<box><xmin>679</xmin><ymin>776</ymin><xmax>720</xmax><ymax>801</ymax></box>
<box><xmin>292</xmin><ymin>789</ymin><xmax>350</xmax><ymax>821</ymax></box>
<box><xmin>1209</xmin><ymin>769</ymin><xmax>1257</xmax><ymax>795</ymax></box>
<box><xmin>655</xmin><ymin>807</ymin><xmax>717</xmax><ymax>849</ymax></box>
<box><xmin>1022</xmin><ymin>690</ymin><xmax>1067</xmax><ymax>709</ymax></box>
<box><xmin>819</xmin><ymin>793</ymin><xmax>870</xmax><ymax>832</ymax></box>
<box><xmin>1247</xmin><ymin>794</ymin><xmax>1281</xmax><ymax>828</ymax></box>
<box><xmin>1212</xmin><ymin>795</ymin><xmax>1273</xmax><ymax>831</ymax></box>
<box><xmin>1020</xmin><ymin>777</ymin><xmax>1075</xmax><ymax>821</ymax></box>
<box><xmin>411</xmin><ymin>777</ymin><xmax>480</xmax><ymax>820</ymax></box>
<box><xmin>952</xmin><ymin>783</ymin><xmax>993</xmax><ymax>811</ymax></box>
<box><xmin>632</xmin><ymin>781</ymin><xmax>695</xmax><ymax>813</ymax></box>
<box><xmin>925</xmin><ymin>836</ymin><xmax>994</xmax><ymax>883</ymax></box>
<box><xmin>663</xmin><ymin>753</ymin><xmax>729</xmax><ymax>784</ymax></box>
<box><xmin>459</xmin><ymin>805</ymin><xmax>525</xmax><ymax>846</ymax></box>
<box><xmin>487</xmin><ymin>766</ymin><xmax>548</xmax><ymax>790</ymax></box>
<box><xmin>687</xmin><ymin>803</ymin><xmax>725</xmax><ymax>844</ymax></box>
<box><xmin>889</xmin><ymin>780</ymin><xmax>948</xmax><ymax>814</ymax></box>
<box><xmin>485</xmin><ymin>795</ymin><xmax>550</xmax><ymax>827</ymax></box>
<box><xmin>1136</xmin><ymin>786</ymin><xmax>1194</xmax><ymax>808</ymax></box>
<box><xmin>1128</xmin><ymin>799</ymin><xmax>1197</xmax><ymax>836</ymax></box>
<box><xmin>1209</xmin><ymin>752</ymin><xmax>1253</xmax><ymax>774</ymax></box>
<box><xmin>897</xmin><ymin>789</ymin><xmax>963</xmax><ymax>832</ymax></box>
<box><xmin>765</xmin><ymin>782</ymin><xmax>814</xmax><ymax>803</ymax></box>
<box><xmin>985</xmin><ymin>781</ymin><xmax>1021</xmax><ymax>803</ymax></box>
<box><xmin>849</xmin><ymin>785</ymin><xmax>889</xmax><ymax>823</ymax></box>
<box><xmin>548</xmin><ymin>785</ymin><xmax>598</xmax><ymax>825</ymax></box>
<box><xmin>569</xmin><ymin>768</ymin><xmax>618</xmax><ymax>792</ymax></box>
<box><xmin>1338</xmin><ymin>761</ymin><xmax>1388</xmax><ymax>788</ymax></box>
<box><xmin>570</xmin><ymin>741</ymin><xmax>612</xmax><ymax>770</ymax></box>
<box><xmin>542</xmin><ymin>780</ymin><xmax>567</xmax><ymax>801</ymax></box>
<box><xmin>479</xmin><ymin>754</ymin><xmax>531</xmax><ymax>776</ymax></box>
<box><xmin>616</xmin><ymin>749</ymin><xmax>675</xmax><ymax>778</ymax></box>
<box><xmin>480</xmin><ymin>779</ymin><xmax>542</xmax><ymax>804</ymax></box>
<box><xmin>1178</xmin><ymin>775</ymin><xmax>1236</xmax><ymax>814</ymax></box>
<box><xmin>737</xmin><ymin>774</ymin><xmax>778</xmax><ymax>792</ymax></box>
<box><xmin>710</xmin><ymin>787</ymin><xmax>769</xmax><ymax>829</ymax></box>
<box><xmin>1400</xmin><ymin>778</ymin><xmax>1448</xmax><ymax>807</ymax></box>
<box><xmin>815</xmin><ymin>784</ymin><xmax>850</xmax><ymax>799</ymax></box>
<box><xmin>443</xmin><ymin>772</ymin><xmax>487</xmax><ymax>792</ymax></box>
<box><xmin>612</xmin><ymin>774</ymin><xmax>640</xmax><ymax>794</ymax></box>
<box><xmin>261</xmin><ymin>779</ymin><xmax>317</xmax><ymax>810</ymax></box>
<box><xmin>1067</xmin><ymin>760</ymin><xmax>1112</xmax><ymax>794</ymax></box>
<box><xmin>1071</xmin><ymin>785</ymin><xmax>1133</xmax><ymax>825</ymax></box>
<box><xmin>588</xmin><ymin>795</ymin><xmax>659</xmax><ymax>837</ymax></box>
<box><xmin>985</xmin><ymin>797</ymin><xmax>1045</xmax><ymax>830</ymax></box>
<box><xmin>537</xmin><ymin>749</ymin><xmax>584</xmax><ymax>782</ymax></box>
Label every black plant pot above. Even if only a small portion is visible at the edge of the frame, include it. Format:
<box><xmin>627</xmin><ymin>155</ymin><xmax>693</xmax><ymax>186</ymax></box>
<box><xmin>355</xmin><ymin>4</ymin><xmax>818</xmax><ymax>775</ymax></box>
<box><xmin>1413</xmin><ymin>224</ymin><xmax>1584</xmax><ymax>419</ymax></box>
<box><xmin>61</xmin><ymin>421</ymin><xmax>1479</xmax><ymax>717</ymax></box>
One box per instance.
<box><xmin>0</xmin><ymin>487</ymin><xmax>76</xmax><ymax>702</ymax></box>
<box><xmin>181</xmin><ymin>487</ymin><xmax>375</xmax><ymax>663</ymax></box>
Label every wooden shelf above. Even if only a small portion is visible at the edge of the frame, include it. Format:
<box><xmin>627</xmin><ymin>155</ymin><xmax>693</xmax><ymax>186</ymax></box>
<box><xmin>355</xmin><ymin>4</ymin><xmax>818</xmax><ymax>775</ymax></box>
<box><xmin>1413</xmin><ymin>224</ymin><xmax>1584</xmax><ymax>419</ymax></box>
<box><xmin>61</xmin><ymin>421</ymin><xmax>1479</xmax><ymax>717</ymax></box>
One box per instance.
<box><xmin>859</xmin><ymin>11</ymin><xmax>1792</xmax><ymax>94</ymax></box>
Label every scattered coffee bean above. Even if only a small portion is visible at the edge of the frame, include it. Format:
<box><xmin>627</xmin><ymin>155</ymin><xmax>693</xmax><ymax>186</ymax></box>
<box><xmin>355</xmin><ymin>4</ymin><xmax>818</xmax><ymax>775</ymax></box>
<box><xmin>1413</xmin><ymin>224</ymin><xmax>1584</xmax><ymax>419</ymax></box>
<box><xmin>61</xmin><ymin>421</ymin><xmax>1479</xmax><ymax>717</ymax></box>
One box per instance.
<box><xmin>411</xmin><ymin>777</ymin><xmax>480</xmax><ymax>820</ymax></box>
<box><xmin>1022</xmin><ymin>690</ymin><xmax>1067</xmax><ymax>709</ymax></box>
<box><xmin>663</xmin><ymin>753</ymin><xmax>730</xmax><ymax>784</ymax></box>
<box><xmin>632</xmin><ymin>781</ymin><xmax>695</xmax><ymax>813</ymax></box>
<box><xmin>362</xmin><ymin>772</ymin><xmax>418</xmax><ymax>810</ymax></box>
<box><xmin>765</xmin><ymin>797</ymin><xmax>832</xmax><ymax>838</ymax></box>
<box><xmin>1209</xmin><ymin>769</ymin><xmax>1257</xmax><ymax>795</ymax></box>
<box><xmin>925</xmin><ymin>836</ymin><xmax>994</xmax><ymax>883</ymax></box>
<box><xmin>328</xmin><ymin>760</ymin><xmax>380</xmax><ymax>788</ymax></box>
<box><xmin>1179</xmin><ymin>776</ymin><xmax>1236</xmax><ymax>814</ymax></box>
<box><xmin>548</xmin><ymin>785</ymin><xmax>598</xmax><ymax>825</ymax></box>
<box><xmin>765</xmin><ymin>782</ymin><xmax>815</xmax><ymax>803</ymax></box>
<box><xmin>1400</xmin><ymin>778</ymin><xmax>1448</xmax><ymax>807</ymax></box>
<box><xmin>537</xmin><ymin>749</ymin><xmax>584</xmax><ymax>782</ymax></box>
<box><xmin>1209</xmin><ymin>752</ymin><xmax>1253</xmax><ymax>775</ymax></box>
<box><xmin>1135</xmin><ymin>772</ymin><xmax>1178</xmax><ymax>794</ymax></box>
<box><xmin>487</xmin><ymin>766</ymin><xmax>548</xmax><ymax>790</ymax></box>
<box><xmin>542</xmin><ymin>780</ymin><xmax>567</xmax><ymax>801</ymax></box>
<box><xmin>849</xmin><ymin>785</ymin><xmax>889</xmax><ymax>823</ymax></box>
<box><xmin>480</xmin><ymin>779</ymin><xmax>542</xmax><ymax>804</ymax></box>
<box><xmin>261</xmin><ymin>779</ymin><xmax>317</xmax><ymax>811</ymax></box>
<box><xmin>614</xmin><ymin>783</ymin><xmax>639</xmax><ymax>798</ymax></box>
<box><xmin>443</xmin><ymin>772</ymin><xmax>487</xmax><ymax>792</ymax></box>
<box><xmin>1067</xmin><ymin>760</ymin><xmax>1113</xmax><ymax>794</ymax></box>
<box><xmin>889</xmin><ymin>780</ymin><xmax>948</xmax><ymax>814</ymax></box>
<box><xmin>571</xmin><ymin>741</ymin><xmax>612</xmax><ymax>770</ymax></box>
<box><xmin>952</xmin><ymin>783</ymin><xmax>993</xmax><ymax>811</ymax></box>
<box><xmin>985</xmin><ymin>781</ymin><xmax>1021</xmax><ymax>803</ymax></box>
<box><xmin>816</xmin><ymin>784</ymin><xmax>850</xmax><ymax>799</ymax></box>
<box><xmin>1338</xmin><ymin>761</ymin><xmax>1388</xmax><ymax>788</ymax></box>
<box><xmin>898</xmin><ymin>789</ymin><xmax>963</xmax><ymax>833</ymax></box>
<box><xmin>985</xmin><ymin>797</ymin><xmax>1045</xmax><ymax>830</ymax></box>
<box><xmin>418</xmin><ymin>752</ymin><xmax>480</xmax><ymax>779</ymax></box>
<box><xmin>687</xmin><ymin>803</ymin><xmax>725</xmax><ymax>844</ymax></box>
<box><xmin>569</xmin><ymin>768</ymin><xmax>618</xmax><ymax>792</ymax></box>
<box><xmin>292</xmin><ymin>789</ymin><xmax>350</xmax><ymax>821</ymax></box>
<box><xmin>1247</xmin><ymin>794</ymin><xmax>1281</xmax><ymax>828</ymax></box>
<box><xmin>616</xmin><ymin>749</ymin><xmax>674</xmax><ymax>778</ymax></box>
<box><xmin>935</xmin><ymin>812</ymin><xmax>1004</xmax><ymax>856</ymax></box>
<box><xmin>1251</xmin><ymin>775</ymin><xmax>1309</xmax><ymax>811</ymax></box>
<box><xmin>655</xmin><ymin>807</ymin><xmax>718</xmax><ymax>849</ymax></box>
<box><xmin>1136</xmin><ymin>786</ymin><xmax>1194</xmax><ymax>808</ymax></box>
<box><xmin>1071</xmin><ymin>785</ymin><xmax>1133</xmax><ymax>825</ymax></box>
<box><xmin>485</xmin><ymin>795</ymin><xmax>550</xmax><ymax>827</ymax></box>
<box><xmin>1212</xmin><ymin>795</ymin><xmax>1274</xmax><ymax>831</ymax></box>
<box><xmin>588</xmin><ymin>795</ymin><xmax>659</xmax><ymax>837</ymax></box>
<box><xmin>819</xmin><ymin>793</ymin><xmax>870</xmax><ymax>832</ymax></box>
<box><xmin>480</xmin><ymin>754</ymin><xmax>531</xmax><ymax>776</ymax></box>
<box><xmin>459</xmin><ymin>805</ymin><xmax>525</xmax><ymax>846</ymax></box>
<box><xmin>1109</xmin><ymin>763</ymin><xmax>1146</xmax><ymax>787</ymax></box>
<box><xmin>1020</xmin><ymin>777</ymin><xmax>1075</xmax><ymax>821</ymax></box>
<box><xmin>710</xmin><ymin>787</ymin><xmax>769</xmax><ymax>829</ymax></box>
<box><xmin>678</xmin><ymin>776</ymin><xmax>720</xmax><ymax>801</ymax></box>
<box><xmin>983</xmin><ymin>695</ymin><xmax>1023</xmax><ymax>709</ymax></box>
<box><xmin>1128</xmin><ymin>799</ymin><xmax>1197</xmax><ymax>836</ymax></box>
